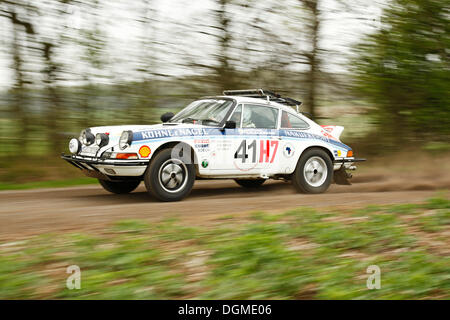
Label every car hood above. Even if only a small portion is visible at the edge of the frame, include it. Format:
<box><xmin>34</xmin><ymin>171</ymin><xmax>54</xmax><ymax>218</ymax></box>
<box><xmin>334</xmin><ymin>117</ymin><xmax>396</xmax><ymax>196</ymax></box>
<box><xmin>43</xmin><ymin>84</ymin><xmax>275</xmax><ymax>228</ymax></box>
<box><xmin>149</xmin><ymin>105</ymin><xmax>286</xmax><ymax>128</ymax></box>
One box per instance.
<box><xmin>75</xmin><ymin>123</ymin><xmax>212</xmax><ymax>155</ymax></box>
<box><xmin>87</xmin><ymin>123</ymin><xmax>215</xmax><ymax>138</ymax></box>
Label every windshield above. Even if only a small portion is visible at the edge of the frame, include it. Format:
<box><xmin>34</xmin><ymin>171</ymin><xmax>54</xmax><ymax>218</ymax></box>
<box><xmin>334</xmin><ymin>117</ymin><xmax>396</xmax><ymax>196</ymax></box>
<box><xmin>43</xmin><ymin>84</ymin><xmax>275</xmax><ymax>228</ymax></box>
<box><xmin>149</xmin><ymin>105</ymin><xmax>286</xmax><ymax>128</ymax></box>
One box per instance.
<box><xmin>170</xmin><ymin>99</ymin><xmax>234</xmax><ymax>126</ymax></box>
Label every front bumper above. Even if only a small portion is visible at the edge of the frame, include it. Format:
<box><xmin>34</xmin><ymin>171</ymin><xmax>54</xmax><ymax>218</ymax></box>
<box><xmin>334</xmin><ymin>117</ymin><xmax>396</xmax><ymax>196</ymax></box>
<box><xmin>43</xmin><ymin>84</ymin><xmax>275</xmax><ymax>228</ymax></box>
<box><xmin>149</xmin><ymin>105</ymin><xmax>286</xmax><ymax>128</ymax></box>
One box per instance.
<box><xmin>61</xmin><ymin>154</ymin><xmax>149</xmax><ymax>180</ymax></box>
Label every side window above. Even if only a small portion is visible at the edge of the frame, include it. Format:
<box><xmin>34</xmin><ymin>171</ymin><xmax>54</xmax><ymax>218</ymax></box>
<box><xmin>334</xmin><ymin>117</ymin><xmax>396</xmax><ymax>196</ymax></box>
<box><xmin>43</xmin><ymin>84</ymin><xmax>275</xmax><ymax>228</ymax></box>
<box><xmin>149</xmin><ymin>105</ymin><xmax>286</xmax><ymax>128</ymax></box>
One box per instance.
<box><xmin>229</xmin><ymin>104</ymin><xmax>242</xmax><ymax>127</ymax></box>
<box><xmin>280</xmin><ymin>111</ymin><xmax>309</xmax><ymax>129</ymax></box>
<box><xmin>242</xmin><ymin>104</ymin><xmax>279</xmax><ymax>129</ymax></box>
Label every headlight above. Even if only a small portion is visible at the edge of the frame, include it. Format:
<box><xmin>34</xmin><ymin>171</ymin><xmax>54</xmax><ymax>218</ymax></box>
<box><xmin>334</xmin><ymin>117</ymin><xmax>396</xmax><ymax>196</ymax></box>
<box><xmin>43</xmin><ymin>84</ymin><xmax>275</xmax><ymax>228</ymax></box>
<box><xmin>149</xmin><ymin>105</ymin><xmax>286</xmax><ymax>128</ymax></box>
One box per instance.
<box><xmin>80</xmin><ymin>129</ymin><xmax>95</xmax><ymax>145</ymax></box>
<box><xmin>95</xmin><ymin>133</ymin><xmax>109</xmax><ymax>148</ymax></box>
<box><xmin>69</xmin><ymin>138</ymin><xmax>81</xmax><ymax>154</ymax></box>
<box><xmin>119</xmin><ymin>130</ymin><xmax>133</xmax><ymax>150</ymax></box>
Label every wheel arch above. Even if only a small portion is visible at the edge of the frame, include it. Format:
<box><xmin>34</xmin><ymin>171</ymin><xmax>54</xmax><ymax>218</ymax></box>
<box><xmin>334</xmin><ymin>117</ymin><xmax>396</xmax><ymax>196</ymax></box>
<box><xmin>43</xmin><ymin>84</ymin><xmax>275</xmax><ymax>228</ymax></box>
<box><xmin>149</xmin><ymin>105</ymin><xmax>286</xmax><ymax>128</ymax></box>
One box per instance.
<box><xmin>297</xmin><ymin>145</ymin><xmax>335</xmax><ymax>164</ymax></box>
<box><xmin>151</xmin><ymin>141</ymin><xmax>200</xmax><ymax>174</ymax></box>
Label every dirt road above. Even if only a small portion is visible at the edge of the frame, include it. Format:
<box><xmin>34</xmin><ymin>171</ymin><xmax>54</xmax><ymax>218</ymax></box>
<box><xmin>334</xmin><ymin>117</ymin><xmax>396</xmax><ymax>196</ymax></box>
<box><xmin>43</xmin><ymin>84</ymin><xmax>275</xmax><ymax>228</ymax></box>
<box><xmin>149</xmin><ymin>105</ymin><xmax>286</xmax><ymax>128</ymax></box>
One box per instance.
<box><xmin>1</xmin><ymin>167</ymin><xmax>449</xmax><ymax>240</ymax></box>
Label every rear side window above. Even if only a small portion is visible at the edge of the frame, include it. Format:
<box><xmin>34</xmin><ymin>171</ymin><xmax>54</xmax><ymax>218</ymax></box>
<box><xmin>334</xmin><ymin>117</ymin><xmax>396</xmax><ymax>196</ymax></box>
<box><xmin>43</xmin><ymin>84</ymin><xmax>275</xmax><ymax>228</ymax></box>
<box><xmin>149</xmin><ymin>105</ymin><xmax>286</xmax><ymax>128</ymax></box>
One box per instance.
<box><xmin>280</xmin><ymin>111</ymin><xmax>309</xmax><ymax>129</ymax></box>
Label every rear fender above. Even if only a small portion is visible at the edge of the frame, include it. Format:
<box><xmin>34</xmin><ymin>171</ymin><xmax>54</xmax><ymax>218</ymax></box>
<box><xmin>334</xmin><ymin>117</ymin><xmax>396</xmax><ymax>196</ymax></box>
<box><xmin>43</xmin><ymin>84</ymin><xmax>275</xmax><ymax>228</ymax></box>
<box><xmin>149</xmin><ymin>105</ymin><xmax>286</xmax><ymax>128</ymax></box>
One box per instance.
<box><xmin>321</xmin><ymin>125</ymin><xmax>344</xmax><ymax>141</ymax></box>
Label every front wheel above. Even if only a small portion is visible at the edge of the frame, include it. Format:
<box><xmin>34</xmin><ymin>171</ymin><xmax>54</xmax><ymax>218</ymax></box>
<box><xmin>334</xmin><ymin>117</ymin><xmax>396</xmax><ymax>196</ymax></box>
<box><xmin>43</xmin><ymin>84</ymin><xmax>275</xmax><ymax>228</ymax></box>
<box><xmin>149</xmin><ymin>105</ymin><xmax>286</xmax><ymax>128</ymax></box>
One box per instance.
<box><xmin>98</xmin><ymin>179</ymin><xmax>140</xmax><ymax>194</ymax></box>
<box><xmin>144</xmin><ymin>148</ymin><xmax>195</xmax><ymax>201</ymax></box>
<box><xmin>292</xmin><ymin>148</ymin><xmax>333</xmax><ymax>194</ymax></box>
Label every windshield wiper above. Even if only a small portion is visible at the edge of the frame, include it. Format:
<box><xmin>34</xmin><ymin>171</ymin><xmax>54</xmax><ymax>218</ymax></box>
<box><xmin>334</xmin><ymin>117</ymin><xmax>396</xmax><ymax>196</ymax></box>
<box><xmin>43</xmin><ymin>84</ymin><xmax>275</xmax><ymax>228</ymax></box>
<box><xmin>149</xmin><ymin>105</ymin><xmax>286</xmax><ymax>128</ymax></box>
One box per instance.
<box><xmin>200</xmin><ymin>119</ymin><xmax>220</xmax><ymax>125</ymax></box>
<box><xmin>181</xmin><ymin>117</ymin><xmax>197</xmax><ymax>123</ymax></box>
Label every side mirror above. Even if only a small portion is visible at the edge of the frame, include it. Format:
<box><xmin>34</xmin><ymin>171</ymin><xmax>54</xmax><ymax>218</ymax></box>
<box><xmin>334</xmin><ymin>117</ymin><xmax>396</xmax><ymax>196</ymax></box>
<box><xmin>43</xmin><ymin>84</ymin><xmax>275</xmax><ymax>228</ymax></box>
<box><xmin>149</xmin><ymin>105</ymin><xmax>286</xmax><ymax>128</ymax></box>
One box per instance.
<box><xmin>223</xmin><ymin>120</ymin><xmax>236</xmax><ymax>129</ymax></box>
<box><xmin>161</xmin><ymin>112</ymin><xmax>175</xmax><ymax>123</ymax></box>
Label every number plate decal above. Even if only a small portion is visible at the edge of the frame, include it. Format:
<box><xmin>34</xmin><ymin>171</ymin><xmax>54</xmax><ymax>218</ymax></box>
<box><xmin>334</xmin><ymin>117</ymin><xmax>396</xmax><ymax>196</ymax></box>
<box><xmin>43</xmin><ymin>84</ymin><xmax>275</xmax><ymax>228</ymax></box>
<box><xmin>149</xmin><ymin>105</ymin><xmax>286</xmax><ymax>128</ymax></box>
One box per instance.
<box><xmin>80</xmin><ymin>146</ymin><xmax>99</xmax><ymax>156</ymax></box>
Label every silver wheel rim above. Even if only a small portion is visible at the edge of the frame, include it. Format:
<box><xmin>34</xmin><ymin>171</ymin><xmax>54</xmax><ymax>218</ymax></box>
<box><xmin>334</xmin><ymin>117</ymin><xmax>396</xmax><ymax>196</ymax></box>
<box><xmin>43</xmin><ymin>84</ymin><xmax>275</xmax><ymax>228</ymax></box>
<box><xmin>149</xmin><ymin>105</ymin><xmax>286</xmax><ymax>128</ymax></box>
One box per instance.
<box><xmin>158</xmin><ymin>159</ymin><xmax>188</xmax><ymax>193</ymax></box>
<box><xmin>303</xmin><ymin>156</ymin><xmax>328</xmax><ymax>187</ymax></box>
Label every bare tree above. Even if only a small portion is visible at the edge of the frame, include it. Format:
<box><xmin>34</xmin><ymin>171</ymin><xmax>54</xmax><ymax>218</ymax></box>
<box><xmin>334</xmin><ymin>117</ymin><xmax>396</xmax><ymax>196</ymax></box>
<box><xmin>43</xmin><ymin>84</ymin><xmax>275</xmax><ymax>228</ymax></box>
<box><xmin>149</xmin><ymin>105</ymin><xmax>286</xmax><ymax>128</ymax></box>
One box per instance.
<box><xmin>1</xmin><ymin>4</ymin><xmax>36</xmax><ymax>153</ymax></box>
<box><xmin>42</xmin><ymin>41</ymin><xmax>63</xmax><ymax>153</ymax></box>
<box><xmin>75</xmin><ymin>0</ymin><xmax>106</xmax><ymax>128</ymax></box>
<box><xmin>135</xmin><ymin>0</ymin><xmax>159</xmax><ymax>123</ymax></box>
<box><xmin>298</xmin><ymin>0</ymin><xmax>320</xmax><ymax>119</ymax></box>
<box><xmin>215</xmin><ymin>0</ymin><xmax>235</xmax><ymax>91</ymax></box>
<box><xmin>39</xmin><ymin>1</ymin><xmax>76</xmax><ymax>153</ymax></box>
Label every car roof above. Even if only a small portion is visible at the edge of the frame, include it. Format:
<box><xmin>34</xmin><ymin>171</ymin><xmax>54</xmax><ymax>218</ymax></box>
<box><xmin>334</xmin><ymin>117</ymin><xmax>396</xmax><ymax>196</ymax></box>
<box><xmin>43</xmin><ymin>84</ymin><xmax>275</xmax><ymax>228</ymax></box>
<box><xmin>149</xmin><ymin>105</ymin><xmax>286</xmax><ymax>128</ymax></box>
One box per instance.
<box><xmin>213</xmin><ymin>95</ymin><xmax>300</xmax><ymax>115</ymax></box>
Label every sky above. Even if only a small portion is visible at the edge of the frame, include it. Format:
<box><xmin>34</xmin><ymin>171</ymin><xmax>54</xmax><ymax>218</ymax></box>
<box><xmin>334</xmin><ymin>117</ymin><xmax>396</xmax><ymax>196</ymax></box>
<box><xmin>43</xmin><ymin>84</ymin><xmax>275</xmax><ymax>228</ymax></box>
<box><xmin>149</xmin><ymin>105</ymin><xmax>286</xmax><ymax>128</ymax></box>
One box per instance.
<box><xmin>0</xmin><ymin>0</ymin><xmax>383</xmax><ymax>90</ymax></box>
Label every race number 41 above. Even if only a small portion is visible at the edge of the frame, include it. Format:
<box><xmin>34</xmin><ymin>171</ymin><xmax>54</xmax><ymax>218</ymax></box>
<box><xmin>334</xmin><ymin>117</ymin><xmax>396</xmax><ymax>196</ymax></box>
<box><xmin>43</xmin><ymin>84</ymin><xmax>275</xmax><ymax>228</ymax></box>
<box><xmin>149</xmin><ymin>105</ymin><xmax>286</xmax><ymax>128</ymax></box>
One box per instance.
<box><xmin>234</xmin><ymin>140</ymin><xmax>279</xmax><ymax>163</ymax></box>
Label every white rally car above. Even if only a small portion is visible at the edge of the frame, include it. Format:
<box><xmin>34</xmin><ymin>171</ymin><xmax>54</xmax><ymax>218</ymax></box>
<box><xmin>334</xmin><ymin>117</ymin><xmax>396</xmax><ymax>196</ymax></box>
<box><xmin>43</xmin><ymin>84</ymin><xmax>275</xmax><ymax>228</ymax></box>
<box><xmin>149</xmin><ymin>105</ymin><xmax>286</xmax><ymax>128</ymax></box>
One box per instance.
<box><xmin>62</xmin><ymin>89</ymin><xmax>365</xmax><ymax>201</ymax></box>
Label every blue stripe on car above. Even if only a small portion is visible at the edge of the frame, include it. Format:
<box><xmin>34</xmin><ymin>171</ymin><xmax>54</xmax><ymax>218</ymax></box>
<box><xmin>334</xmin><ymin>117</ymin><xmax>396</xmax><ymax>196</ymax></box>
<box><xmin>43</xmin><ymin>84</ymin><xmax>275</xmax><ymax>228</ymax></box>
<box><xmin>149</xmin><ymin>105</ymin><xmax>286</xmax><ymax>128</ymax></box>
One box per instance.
<box><xmin>132</xmin><ymin>128</ymin><xmax>351</xmax><ymax>151</ymax></box>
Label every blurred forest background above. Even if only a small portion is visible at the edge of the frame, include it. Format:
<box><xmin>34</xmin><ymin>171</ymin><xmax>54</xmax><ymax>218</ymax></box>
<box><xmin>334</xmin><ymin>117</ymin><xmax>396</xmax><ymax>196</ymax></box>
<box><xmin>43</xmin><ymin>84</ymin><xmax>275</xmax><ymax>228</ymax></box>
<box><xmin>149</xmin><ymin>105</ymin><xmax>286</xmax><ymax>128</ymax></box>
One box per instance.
<box><xmin>0</xmin><ymin>0</ymin><xmax>448</xmax><ymax>184</ymax></box>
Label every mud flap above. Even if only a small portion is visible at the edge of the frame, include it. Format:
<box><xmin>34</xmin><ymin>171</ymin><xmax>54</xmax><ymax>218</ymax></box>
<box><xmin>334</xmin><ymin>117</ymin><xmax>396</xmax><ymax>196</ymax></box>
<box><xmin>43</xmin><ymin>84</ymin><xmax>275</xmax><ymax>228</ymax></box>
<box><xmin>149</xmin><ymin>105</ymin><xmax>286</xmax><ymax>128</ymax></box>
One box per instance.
<box><xmin>334</xmin><ymin>166</ymin><xmax>352</xmax><ymax>185</ymax></box>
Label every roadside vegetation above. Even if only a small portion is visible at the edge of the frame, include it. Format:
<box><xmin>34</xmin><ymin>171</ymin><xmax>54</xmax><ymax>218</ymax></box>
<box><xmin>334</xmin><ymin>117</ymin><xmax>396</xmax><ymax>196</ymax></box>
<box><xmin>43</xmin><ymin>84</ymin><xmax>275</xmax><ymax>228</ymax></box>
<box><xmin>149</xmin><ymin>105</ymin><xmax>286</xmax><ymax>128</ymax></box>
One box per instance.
<box><xmin>0</xmin><ymin>177</ymin><xmax>97</xmax><ymax>191</ymax></box>
<box><xmin>0</xmin><ymin>156</ymin><xmax>97</xmax><ymax>190</ymax></box>
<box><xmin>1</xmin><ymin>198</ymin><xmax>448</xmax><ymax>299</ymax></box>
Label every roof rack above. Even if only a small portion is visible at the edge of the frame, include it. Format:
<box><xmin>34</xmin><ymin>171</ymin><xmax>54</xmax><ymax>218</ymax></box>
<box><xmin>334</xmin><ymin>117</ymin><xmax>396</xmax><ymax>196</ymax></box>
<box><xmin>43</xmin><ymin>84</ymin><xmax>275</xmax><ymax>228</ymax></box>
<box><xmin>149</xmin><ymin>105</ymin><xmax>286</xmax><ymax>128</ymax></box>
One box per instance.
<box><xmin>222</xmin><ymin>89</ymin><xmax>302</xmax><ymax>108</ymax></box>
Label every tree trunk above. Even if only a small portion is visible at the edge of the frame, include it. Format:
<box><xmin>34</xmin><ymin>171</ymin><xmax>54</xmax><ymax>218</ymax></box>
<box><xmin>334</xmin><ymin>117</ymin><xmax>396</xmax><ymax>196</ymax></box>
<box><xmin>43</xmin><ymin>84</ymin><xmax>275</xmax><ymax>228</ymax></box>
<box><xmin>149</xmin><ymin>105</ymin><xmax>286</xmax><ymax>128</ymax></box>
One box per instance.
<box><xmin>216</xmin><ymin>0</ymin><xmax>234</xmax><ymax>92</ymax></box>
<box><xmin>42</xmin><ymin>42</ymin><xmax>62</xmax><ymax>154</ymax></box>
<box><xmin>139</xmin><ymin>0</ymin><xmax>156</xmax><ymax>123</ymax></box>
<box><xmin>304</xmin><ymin>0</ymin><xmax>320</xmax><ymax>120</ymax></box>
<box><xmin>11</xmin><ymin>14</ymin><xmax>29</xmax><ymax>154</ymax></box>
<box><xmin>81</xmin><ymin>77</ymin><xmax>91</xmax><ymax>129</ymax></box>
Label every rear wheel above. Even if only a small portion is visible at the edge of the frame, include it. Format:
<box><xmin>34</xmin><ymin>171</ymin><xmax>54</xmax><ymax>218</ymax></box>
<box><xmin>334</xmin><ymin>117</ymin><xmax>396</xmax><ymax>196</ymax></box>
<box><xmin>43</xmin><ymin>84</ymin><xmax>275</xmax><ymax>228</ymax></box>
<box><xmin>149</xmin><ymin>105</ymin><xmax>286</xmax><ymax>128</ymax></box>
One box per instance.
<box><xmin>98</xmin><ymin>179</ymin><xmax>140</xmax><ymax>194</ymax></box>
<box><xmin>292</xmin><ymin>148</ymin><xmax>333</xmax><ymax>194</ymax></box>
<box><xmin>234</xmin><ymin>179</ymin><xmax>266</xmax><ymax>188</ymax></box>
<box><xmin>144</xmin><ymin>148</ymin><xmax>195</xmax><ymax>201</ymax></box>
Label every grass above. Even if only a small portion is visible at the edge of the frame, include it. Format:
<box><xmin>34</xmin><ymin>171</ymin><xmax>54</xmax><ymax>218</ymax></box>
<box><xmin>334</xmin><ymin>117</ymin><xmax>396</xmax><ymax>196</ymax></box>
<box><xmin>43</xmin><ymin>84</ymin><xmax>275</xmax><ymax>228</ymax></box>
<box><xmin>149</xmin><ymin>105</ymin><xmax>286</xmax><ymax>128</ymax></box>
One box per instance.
<box><xmin>0</xmin><ymin>198</ymin><xmax>449</xmax><ymax>299</ymax></box>
<box><xmin>0</xmin><ymin>155</ymin><xmax>98</xmax><ymax>190</ymax></box>
<box><xmin>0</xmin><ymin>177</ymin><xmax>98</xmax><ymax>191</ymax></box>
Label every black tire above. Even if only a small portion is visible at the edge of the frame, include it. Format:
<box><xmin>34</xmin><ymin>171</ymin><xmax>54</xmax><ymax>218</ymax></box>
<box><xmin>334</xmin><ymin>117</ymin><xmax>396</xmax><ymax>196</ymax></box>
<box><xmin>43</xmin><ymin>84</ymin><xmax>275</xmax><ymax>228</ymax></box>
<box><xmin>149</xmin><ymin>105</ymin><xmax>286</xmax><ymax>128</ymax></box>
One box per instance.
<box><xmin>98</xmin><ymin>179</ymin><xmax>140</xmax><ymax>194</ymax></box>
<box><xmin>144</xmin><ymin>148</ymin><xmax>195</xmax><ymax>201</ymax></box>
<box><xmin>234</xmin><ymin>179</ymin><xmax>266</xmax><ymax>188</ymax></box>
<box><xmin>292</xmin><ymin>148</ymin><xmax>333</xmax><ymax>194</ymax></box>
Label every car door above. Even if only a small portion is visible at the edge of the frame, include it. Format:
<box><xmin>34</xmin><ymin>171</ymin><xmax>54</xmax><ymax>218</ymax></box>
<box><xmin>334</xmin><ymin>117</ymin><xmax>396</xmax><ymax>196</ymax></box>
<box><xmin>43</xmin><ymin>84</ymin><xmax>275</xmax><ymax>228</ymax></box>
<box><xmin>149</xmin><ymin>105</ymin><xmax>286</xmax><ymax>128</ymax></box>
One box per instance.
<box><xmin>207</xmin><ymin>104</ymin><xmax>241</xmax><ymax>173</ymax></box>
<box><xmin>208</xmin><ymin>103</ymin><xmax>281</xmax><ymax>175</ymax></box>
<box><xmin>231</xmin><ymin>104</ymin><xmax>280</xmax><ymax>175</ymax></box>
